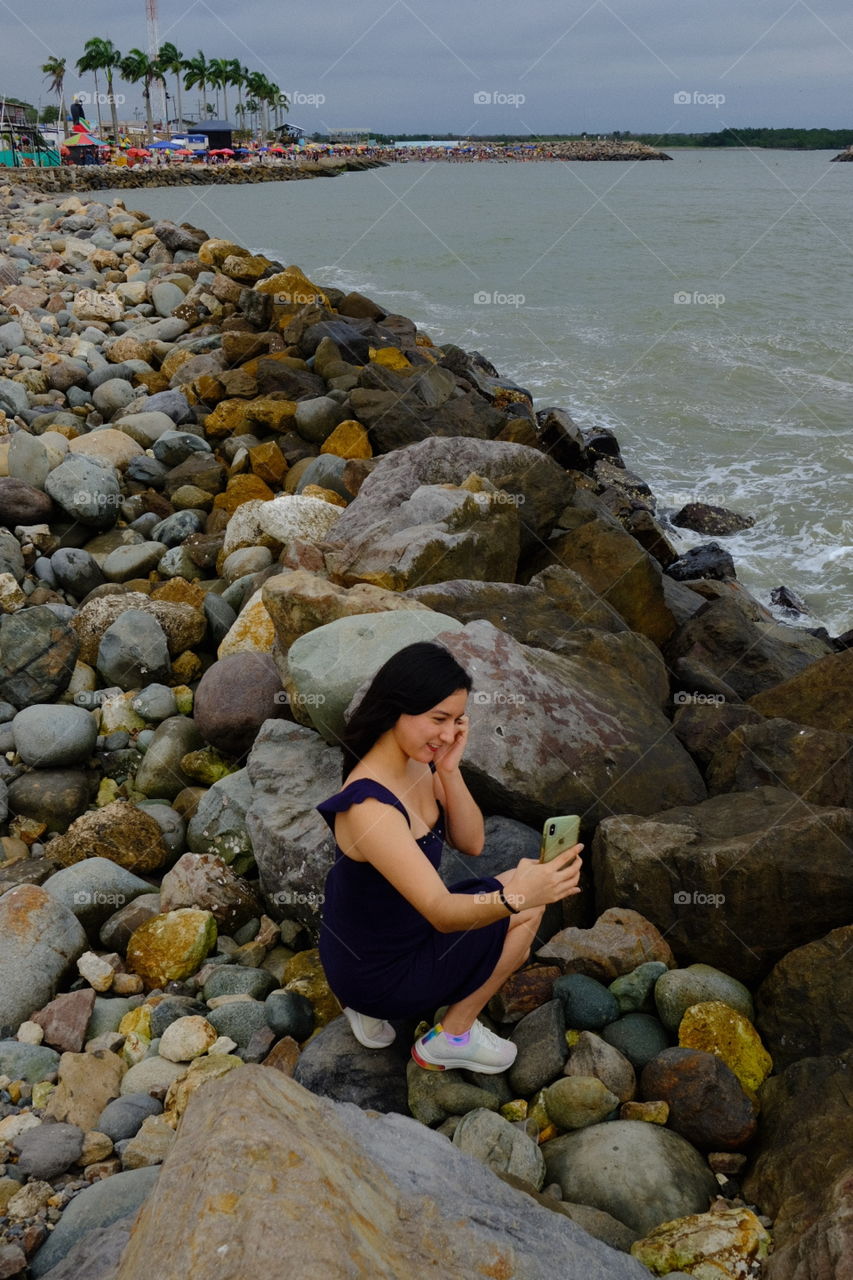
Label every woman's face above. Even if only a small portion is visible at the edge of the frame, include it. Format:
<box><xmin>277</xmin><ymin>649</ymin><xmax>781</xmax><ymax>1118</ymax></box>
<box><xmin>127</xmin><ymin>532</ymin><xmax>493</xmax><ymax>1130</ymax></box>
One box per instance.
<box><xmin>393</xmin><ymin>688</ymin><xmax>469</xmax><ymax>763</ymax></box>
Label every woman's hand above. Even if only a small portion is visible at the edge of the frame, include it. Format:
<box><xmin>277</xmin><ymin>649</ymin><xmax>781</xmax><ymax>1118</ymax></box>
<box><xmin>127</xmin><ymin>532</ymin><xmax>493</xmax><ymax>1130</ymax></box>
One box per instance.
<box><xmin>433</xmin><ymin>714</ymin><xmax>469</xmax><ymax>775</ymax></box>
<box><xmin>503</xmin><ymin>846</ymin><xmax>583</xmax><ymax>911</ymax></box>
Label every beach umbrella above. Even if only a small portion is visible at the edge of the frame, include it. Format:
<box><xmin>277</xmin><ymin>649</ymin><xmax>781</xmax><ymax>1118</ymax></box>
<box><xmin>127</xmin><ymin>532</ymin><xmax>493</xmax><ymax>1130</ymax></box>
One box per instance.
<box><xmin>175</xmin><ymin>149</ymin><xmax>193</xmax><ymax>156</ymax></box>
<box><xmin>150</xmin><ymin>139</ymin><xmax>183</xmax><ymax>150</ymax></box>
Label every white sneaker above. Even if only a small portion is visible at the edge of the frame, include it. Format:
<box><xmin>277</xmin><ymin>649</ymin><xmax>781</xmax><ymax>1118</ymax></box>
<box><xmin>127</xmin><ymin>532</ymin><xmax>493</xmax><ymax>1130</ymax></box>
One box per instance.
<box><xmin>343</xmin><ymin>1007</ymin><xmax>396</xmax><ymax>1048</ymax></box>
<box><xmin>411</xmin><ymin>1019</ymin><xmax>517</xmax><ymax>1074</ymax></box>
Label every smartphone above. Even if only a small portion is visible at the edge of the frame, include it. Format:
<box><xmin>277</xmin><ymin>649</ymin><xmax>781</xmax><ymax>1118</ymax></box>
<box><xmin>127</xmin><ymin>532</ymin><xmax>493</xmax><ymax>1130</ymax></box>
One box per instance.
<box><xmin>539</xmin><ymin>815</ymin><xmax>581</xmax><ymax>863</ymax></box>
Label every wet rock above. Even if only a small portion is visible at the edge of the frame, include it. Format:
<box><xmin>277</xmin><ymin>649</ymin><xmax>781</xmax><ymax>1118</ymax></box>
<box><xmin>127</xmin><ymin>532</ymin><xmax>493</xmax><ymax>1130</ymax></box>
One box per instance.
<box><xmin>748</xmin><ymin>645</ymin><xmax>853</xmax><ymax>734</ymax></box>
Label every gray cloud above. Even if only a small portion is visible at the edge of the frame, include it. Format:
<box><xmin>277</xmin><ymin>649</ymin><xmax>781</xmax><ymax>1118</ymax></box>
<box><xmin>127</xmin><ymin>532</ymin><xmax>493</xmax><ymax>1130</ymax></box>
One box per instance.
<box><xmin>8</xmin><ymin>0</ymin><xmax>853</xmax><ymax>132</ymax></box>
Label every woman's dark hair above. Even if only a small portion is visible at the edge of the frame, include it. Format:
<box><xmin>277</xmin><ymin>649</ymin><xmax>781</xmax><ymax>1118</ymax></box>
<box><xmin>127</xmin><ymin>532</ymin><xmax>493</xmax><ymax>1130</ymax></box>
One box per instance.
<box><xmin>339</xmin><ymin>641</ymin><xmax>472</xmax><ymax>782</ymax></box>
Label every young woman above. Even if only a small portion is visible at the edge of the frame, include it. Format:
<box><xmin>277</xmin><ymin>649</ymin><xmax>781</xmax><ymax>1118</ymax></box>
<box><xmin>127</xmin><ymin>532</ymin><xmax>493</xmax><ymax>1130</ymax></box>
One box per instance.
<box><xmin>316</xmin><ymin>641</ymin><xmax>583</xmax><ymax>1074</ymax></box>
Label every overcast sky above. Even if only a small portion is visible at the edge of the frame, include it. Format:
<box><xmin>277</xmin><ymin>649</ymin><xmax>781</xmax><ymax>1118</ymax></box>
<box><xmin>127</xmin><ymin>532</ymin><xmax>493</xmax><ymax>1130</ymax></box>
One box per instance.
<box><xmin>7</xmin><ymin>0</ymin><xmax>853</xmax><ymax>135</ymax></box>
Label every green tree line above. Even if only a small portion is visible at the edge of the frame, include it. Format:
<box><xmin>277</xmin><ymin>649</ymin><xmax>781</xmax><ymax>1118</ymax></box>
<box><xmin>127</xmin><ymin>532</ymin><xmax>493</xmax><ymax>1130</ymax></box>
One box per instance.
<box><xmin>40</xmin><ymin>42</ymin><xmax>288</xmax><ymax>143</ymax></box>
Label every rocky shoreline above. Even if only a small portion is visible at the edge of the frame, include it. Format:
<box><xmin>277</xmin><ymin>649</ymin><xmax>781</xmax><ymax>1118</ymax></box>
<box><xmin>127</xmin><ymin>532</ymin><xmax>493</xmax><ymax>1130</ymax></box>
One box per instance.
<box><xmin>0</xmin><ymin>177</ymin><xmax>849</xmax><ymax>1280</ymax></box>
<box><xmin>8</xmin><ymin>156</ymin><xmax>386</xmax><ymax>196</ymax></box>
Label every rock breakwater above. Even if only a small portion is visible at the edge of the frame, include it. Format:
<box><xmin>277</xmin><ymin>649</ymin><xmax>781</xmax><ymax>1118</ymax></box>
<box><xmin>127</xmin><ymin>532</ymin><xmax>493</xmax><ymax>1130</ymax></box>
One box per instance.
<box><xmin>0</xmin><ymin>176</ymin><xmax>849</xmax><ymax>1279</ymax></box>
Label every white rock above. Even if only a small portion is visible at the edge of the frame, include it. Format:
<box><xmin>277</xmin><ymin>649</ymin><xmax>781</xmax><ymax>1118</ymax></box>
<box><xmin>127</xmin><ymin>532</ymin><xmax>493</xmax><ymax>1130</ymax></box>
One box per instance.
<box><xmin>257</xmin><ymin>494</ymin><xmax>342</xmax><ymax>546</ymax></box>
<box><xmin>15</xmin><ymin>1020</ymin><xmax>44</xmax><ymax>1045</ymax></box>
<box><xmin>71</xmin><ymin>288</ymin><xmax>124</xmax><ymax>322</ymax></box>
<box><xmin>0</xmin><ymin>1111</ymin><xmax>42</xmax><ymax>1142</ymax></box>
<box><xmin>0</xmin><ymin>573</ymin><xmax>26</xmax><ymax>612</ymax></box>
<box><xmin>158</xmin><ymin>1015</ymin><xmax>218</xmax><ymax>1063</ymax></box>
<box><xmin>208</xmin><ymin>1035</ymin><xmax>238</xmax><ymax>1056</ymax></box>
<box><xmin>77</xmin><ymin>950</ymin><xmax>120</xmax><ymax>992</ymax></box>
<box><xmin>7</xmin><ymin>1180</ymin><xmax>53</xmax><ymax>1219</ymax></box>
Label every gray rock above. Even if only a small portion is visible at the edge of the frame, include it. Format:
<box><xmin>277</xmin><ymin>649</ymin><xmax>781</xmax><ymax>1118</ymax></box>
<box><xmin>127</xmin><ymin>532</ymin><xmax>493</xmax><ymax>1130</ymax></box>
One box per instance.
<box><xmin>205</xmin><ymin>999</ymin><xmax>269</xmax><ymax>1048</ymax></box>
<box><xmin>293</xmin><ymin>1014</ymin><xmax>411</xmax><ymax>1115</ymax></box>
<box><xmin>97</xmin><ymin>1093</ymin><xmax>163</xmax><ymax>1142</ymax></box>
<box><xmin>295</xmin><ymin>452</ymin><xmax>352</xmax><ymax>501</ymax></box>
<box><xmin>42</xmin><ymin>859</ymin><xmax>156</xmax><ymax>934</ymax></box>
<box><xmin>136</xmin><ymin>389</ymin><xmax>193</xmax><ymax>424</ymax></box>
<box><xmin>246</xmin><ymin>721</ymin><xmax>340</xmax><ymax>925</ymax></box>
<box><xmin>0</xmin><ymin>320</ymin><xmax>25</xmax><ymax>350</ymax></box>
<box><xmin>453</xmin><ymin>1108</ymin><xmax>546</xmax><ymax>1189</ymax></box>
<box><xmin>0</xmin><ymin>1039</ymin><xmax>60</xmax><ymax>1083</ymax></box>
<box><xmin>111</xmin><ymin>412</ymin><xmax>175</xmax><ymax>447</ymax></box>
<box><xmin>149</xmin><ymin>996</ymin><xmax>209</xmax><ymax>1038</ymax></box>
<box><xmin>12</xmin><ymin>704</ymin><xmax>97</xmax><ymax>767</ymax></box>
<box><xmin>562</xmin><ymin>1031</ymin><xmax>637</xmax><ymax>1104</ymax></box>
<box><xmin>150</xmin><ymin>509</ymin><xmax>206</xmax><ymax>547</ymax></box>
<box><xmin>186</xmin><ymin>768</ymin><xmax>254</xmax><ymax>870</ymax></box>
<box><xmin>287</xmin><ymin>609</ymin><xmax>464</xmax><ymax>743</ymax></box>
<box><xmin>96</xmin><ymin>610</ymin><xmax>171</xmax><ymax>690</ymax></box>
<box><xmin>92</xmin><ymin>378</ymin><xmax>136</xmax><ymax>418</ymax></box>
<box><xmin>102</xmin><ymin>542</ymin><xmax>165</xmax><ymax>582</ymax></box>
<box><xmin>655</xmin><ymin>964</ymin><xmax>754</xmax><ymax>1032</ymax></box>
<box><xmin>151</xmin><ymin>282</ymin><xmax>186</xmax><ymax>316</ymax></box>
<box><xmin>0</xmin><ymin>885</ymin><xmax>88</xmax><ymax>1030</ymax></box>
<box><xmin>158</xmin><ymin>543</ymin><xmax>204</xmax><ymax>580</ymax></box>
<box><xmin>137</xmin><ymin>802</ymin><xmax>185</xmax><ymax>858</ymax></box>
<box><xmin>99</xmin><ymin>894</ymin><xmax>161</xmax><ymax>952</ymax></box>
<box><xmin>134</xmin><ymin>715</ymin><xmax>202</xmax><ymax>800</ymax></box>
<box><xmin>15</xmin><ymin>1121</ymin><xmax>84</xmax><ymax>1179</ymax></box>
<box><xmin>85</xmin><ymin>996</ymin><xmax>140</xmax><ymax>1041</ymax></box>
<box><xmin>0</xmin><ymin>527</ymin><xmax>25</xmax><ymax>581</ymax></box>
<box><xmin>542</xmin><ymin>1119</ymin><xmax>717</xmax><ymax>1236</ymax></box>
<box><xmin>29</xmin><ymin>1166</ymin><xmax>160</xmax><ymax>1278</ymax></box>
<box><xmin>0</xmin><ymin>376</ymin><xmax>29</xmax><ymax>415</ymax></box>
<box><xmin>554</xmin><ymin>974</ymin><xmax>621</xmax><ymax>1031</ymax></box>
<box><xmin>509</xmin><ymin>1000</ymin><xmax>568</xmax><ymax>1096</ymax></box>
<box><xmin>601</xmin><ymin>1013</ymin><xmax>671</xmax><ymax>1070</ymax></box>
<box><xmin>45</xmin><ymin>456</ymin><xmax>121</xmax><ymax>530</ymax></box>
<box><xmin>294</xmin><ymin>395</ymin><xmax>348</xmax><ymax>444</ymax></box>
<box><xmin>263</xmin><ymin>989</ymin><xmax>314</xmax><ymax>1040</ymax></box>
<box><xmin>51</xmin><ymin>547</ymin><xmax>106</xmax><ymax>598</ymax></box>
<box><xmin>8</xmin><ymin>431</ymin><xmax>55</xmax><ymax>490</ymax></box>
<box><xmin>119</xmin><ymin>1057</ymin><xmax>183</xmax><ymax>1097</ymax></box>
<box><xmin>29</xmin><ymin>1214</ymin><xmax>136</xmax><ymax>1280</ymax></box>
<box><xmin>131</xmin><ymin>683</ymin><xmax>178</xmax><ymax>722</ymax></box>
<box><xmin>203</xmin><ymin>967</ymin><xmax>277</xmax><ymax>1002</ymax></box>
<box><xmin>152</xmin><ymin>431</ymin><xmax>211</xmax><ymax>467</ymax></box>
<box><xmin>202</xmin><ymin>592</ymin><xmax>236</xmax><ymax>647</ymax></box>
<box><xmin>609</xmin><ymin>962</ymin><xmax>670</xmax><ymax>1015</ymax></box>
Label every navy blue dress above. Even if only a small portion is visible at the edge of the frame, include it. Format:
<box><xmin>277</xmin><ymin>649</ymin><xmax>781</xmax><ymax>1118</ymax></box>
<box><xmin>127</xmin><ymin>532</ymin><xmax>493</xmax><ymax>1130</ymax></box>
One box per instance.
<box><xmin>316</xmin><ymin>773</ymin><xmax>510</xmax><ymax>1020</ymax></box>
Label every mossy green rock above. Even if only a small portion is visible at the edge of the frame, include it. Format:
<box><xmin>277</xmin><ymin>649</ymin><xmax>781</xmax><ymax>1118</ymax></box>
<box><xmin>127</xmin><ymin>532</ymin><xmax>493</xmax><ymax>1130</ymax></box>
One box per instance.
<box><xmin>610</xmin><ymin>962</ymin><xmax>669</xmax><ymax>1015</ymax></box>
<box><xmin>126</xmin><ymin>908</ymin><xmax>217</xmax><ymax>990</ymax></box>
<box><xmin>544</xmin><ymin>1076</ymin><xmax>619</xmax><ymax>1130</ymax></box>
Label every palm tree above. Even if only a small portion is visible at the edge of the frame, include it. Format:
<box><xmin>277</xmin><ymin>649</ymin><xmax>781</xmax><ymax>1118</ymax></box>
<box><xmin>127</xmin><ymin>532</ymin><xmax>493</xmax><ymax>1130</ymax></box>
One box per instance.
<box><xmin>226</xmin><ymin>59</ymin><xmax>244</xmax><ymax>125</ymax></box>
<box><xmin>158</xmin><ymin>42</ymin><xmax>184</xmax><ymax>135</ymax></box>
<box><xmin>75</xmin><ymin>43</ymin><xmax>105</xmax><ymax>137</ymax></box>
<box><xmin>246</xmin><ymin>71</ymin><xmax>275</xmax><ymax>139</ymax></box>
<box><xmin>120</xmin><ymin>48</ymin><xmax>164</xmax><ymax>142</ymax></box>
<box><xmin>208</xmin><ymin>58</ymin><xmax>232</xmax><ymax>120</ymax></box>
<box><xmin>41</xmin><ymin>56</ymin><xmax>67</xmax><ymax>130</ymax></box>
<box><xmin>183</xmin><ymin>50</ymin><xmax>209</xmax><ymax>124</ymax></box>
<box><xmin>245</xmin><ymin>97</ymin><xmax>259</xmax><ymax>139</ymax></box>
<box><xmin>77</xmin><ymin>38</ymin><xmax>122</xmax><ymax>143</ymax></box>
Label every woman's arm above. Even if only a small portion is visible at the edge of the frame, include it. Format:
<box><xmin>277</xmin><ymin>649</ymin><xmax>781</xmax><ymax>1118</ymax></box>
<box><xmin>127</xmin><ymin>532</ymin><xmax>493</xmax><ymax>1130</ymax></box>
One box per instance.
<box><xmin>433</xmin><ymin>766</ymin><xmax>484</xmax><ymax>856</ymax></box>
<box><xmin>345</xmin><ymin>799</ymin><xmax>582</xmax><ymax>934</ymax></box>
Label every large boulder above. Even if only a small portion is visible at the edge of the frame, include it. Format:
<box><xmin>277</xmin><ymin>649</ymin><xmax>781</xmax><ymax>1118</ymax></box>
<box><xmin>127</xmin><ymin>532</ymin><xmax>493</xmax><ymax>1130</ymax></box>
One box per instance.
<box><xmin>433</xmin><ymin>621</ymin><xmax>705</xmax><ymax>828</ymax></box>
<box><xmin>592</xmin><ymin>788</ymin><xmax>853</xmax><ymax>981</ymax></box>
<box><xmin>741</xmin><ymin>1048</ymin><xmax>853</xmax><ymax>1280</ymax></box>
<box><xmin>754</xmin><ymin>926</ymin><xmax>853</xmax><ymax>1071</ymax></box>
<box><xmin>0</xmin><ymin>885</ymin><xmax>88</xmax><ymax>1032</ymax></box>
<box><xmin>112</xmin><ymin>1065</ymin><xmax>648</xmax><ymax>1280</ymax></box>
<box><xmin>748</xmin><ymin>646</ymin><xmax>853</xmax><ymax>734</ymax></box>
<box><xmin>639</xmin><ymin>1047</ymin><xmax>758</xmax><ymax>1150</ymax></box>
<box><xmin>706</xmin><ymin>716</ymin><xmax>853</xmax><ymax>807</ymax></box>
<box><xmin>324</xmin><ymin>481</ymin><xmax>522</xmax><ymax>589</ymax></box>
<box><xmin>44</xmin><ymin>801</ymin><xmax>171</xmax><ymax>874</ymax></box>
<box><xmin>262</xmin><ymin>569</ymin><xmax>431</xmax><ymax>653</ymax></box>
<box><xmin>320</xmin><ymin>435</ymin><xmax>570</xmax><ymax>557</ymax></box>
<box><xmin>346</xmin><ymin>386</ymin><xmax>510</xmax><ymax>453</ymax></box>
<box><xmin>542</xmin><ymin>1119</ymin><xmax>717</xmax><ymax>1236</ymax></box>
<box><xmin>665</xmin><ymin>596</ymin><xmax>831</xmax><ymax>700</ymax></box>
<box><xmin>73</xmin><ymin>594</ymin><xmax>205</xmax><ymax>665</ymax></box>
<box><xmin>292</xmin><ymin>1014</ymin><xmax>410</xmax><ymax>1115</ymax></box>
<box><xmin>284</xmin><ymin>609</ymin><xmax>463</xmax><ymax>740</ymax></box>
<box><xmin>246</xmin><ymin>720</ymin><xmax>340</xmax><ymax>927</ymax></box>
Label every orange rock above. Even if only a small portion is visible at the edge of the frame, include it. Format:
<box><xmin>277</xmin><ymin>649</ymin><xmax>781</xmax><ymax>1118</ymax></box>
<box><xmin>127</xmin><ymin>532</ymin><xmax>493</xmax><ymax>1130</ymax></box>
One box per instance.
<box><xmin>213</xmin><ymin>473</ymin><xmax>275</xmax><ymax>516</ymax></box>
<box><xmin>160</xmin><ymin>348</ymin><xmax>195</xmax><ymax>383</ymax></box>
<box><xmin>170</xmin><ymin>651</ymin><xmax>203</xmax><ymax>683</ymax></box>
<box><xmin>320</xmin><ymin>420</ymin><xmax>371</xmax><ymax>460</ymax></box>
<box><xmin>195</xmin><ymin>374</ymin><xmax>226</xmax><ymax>405</ymax></box>
<box><xmin>261</xmin><ymin>1037</ymin><xmax>300</xmax><ymax>1077</ymax></box>
<box><xmin>249</xmin><ymin>441</ymin><xmax>288</xmax><ymax>486</ymax></box>
<box><xmin>152</xmin><ymin>579</ymin><xmax>207</xmax><ymax>608</ymax></box>
<box><xmin>300</xmin><ymin>485</ymin><xmax>347</xmax><ymax>507</ymax></box>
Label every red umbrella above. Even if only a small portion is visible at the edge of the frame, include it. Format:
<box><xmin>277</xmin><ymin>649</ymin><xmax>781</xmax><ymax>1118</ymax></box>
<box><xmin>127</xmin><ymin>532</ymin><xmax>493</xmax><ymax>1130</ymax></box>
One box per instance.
<box><xmin>127</xmin><ymin>148</ymin><xmax>149</xmax><ymax>156</ymax></box>
<box><xmin>175</xmin><ymin>148</ymin><xmax>194</xmax><ymax>155</ymax></box>
<box><xmin>209</xmin><ymin>148</ymin><xmax>234</xmax><ymax>155</ymax></box>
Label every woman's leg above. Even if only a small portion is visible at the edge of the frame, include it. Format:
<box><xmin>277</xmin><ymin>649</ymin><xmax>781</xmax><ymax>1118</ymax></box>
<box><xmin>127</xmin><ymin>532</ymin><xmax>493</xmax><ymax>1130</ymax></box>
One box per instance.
<box><xmin>440</xmin><ymin>872</ymin><xmax>546</xmax><ymax>1034</ymax></box>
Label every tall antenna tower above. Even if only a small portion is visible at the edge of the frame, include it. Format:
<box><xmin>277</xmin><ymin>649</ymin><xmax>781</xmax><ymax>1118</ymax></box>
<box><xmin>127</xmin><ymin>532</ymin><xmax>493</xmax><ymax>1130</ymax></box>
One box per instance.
<box><xmin>146</xmin><ymin>0</ymin><xmax>169</xmax><ymax>133</ymax></box>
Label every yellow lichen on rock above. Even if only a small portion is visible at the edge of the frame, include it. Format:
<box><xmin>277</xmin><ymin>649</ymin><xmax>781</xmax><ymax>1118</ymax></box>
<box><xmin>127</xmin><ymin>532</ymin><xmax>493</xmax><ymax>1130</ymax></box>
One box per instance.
<box><xmin>283</xmin><ymin>948</ymin><xmax>341</xmax><ymax>1028</ymax></box>
<box><xmin>678</xmin><ymin>1001</ymin><xmax>772</xmax><ymax>1093</ymax></box>
<box><xmin>320</xmin><ymin>420</ymin><xmax>371</xmax><ymax>459</ymax></box>
<box><xmin>630</xmin><ymin>1205</ymin><xmax>771</xmax><ymax>1279</ymax></box>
